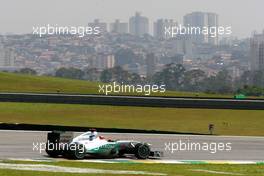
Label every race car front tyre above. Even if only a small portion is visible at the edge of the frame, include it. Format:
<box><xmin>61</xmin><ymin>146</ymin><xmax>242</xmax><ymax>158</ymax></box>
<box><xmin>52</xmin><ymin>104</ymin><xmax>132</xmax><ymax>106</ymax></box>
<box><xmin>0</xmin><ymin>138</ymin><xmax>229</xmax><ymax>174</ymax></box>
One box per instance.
<box><xmin>135</xmin><ymin>143</ymin><xmax>150</xmax><ymax>159</ymax></box>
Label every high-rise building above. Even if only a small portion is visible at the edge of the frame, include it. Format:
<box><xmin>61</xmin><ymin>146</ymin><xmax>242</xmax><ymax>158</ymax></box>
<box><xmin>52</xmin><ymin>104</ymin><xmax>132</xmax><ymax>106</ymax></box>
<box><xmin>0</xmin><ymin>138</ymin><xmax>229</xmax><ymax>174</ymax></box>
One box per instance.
<box><xmin>88</xmin><ymin>19</ymin><xmax>108</xmax><ymax>33</ymax></box>
<box><xmin>146</xmin><ymin>53</ymin><xmax>156</xmax><ymax>78</ymax></box>
<box><xmin>250</xmin><ymin>31</ymin><xmax>264</xmax><ymax>71</ymax></box>
<box><xmin>183</xmin><ymin>12</ymin><xmax>218</xmax><ymax>45</ymax></box>
<box><xmin>129</xmin><ymin>12</ymin><xmax>149</xmax><ymax>36</ymax></box>
<box><xmin>92</xmin><ymin>53</ymin><xmax>115</xmax><ymax>70</ymax></box>
<box><xmin>207</xmin><ymin>13</ymin><xmax>219</xmax><ymax>45</ymax></box>
<box><xmin>0</xmin><ymin>44</ymin><xmax>15</xmax><ymax>67</ymax></box>
<box><xmin>110</xmin><ymin>19</ymin><xmax>128</xmax><ymax>34</ymax></box>
<box><xmin>154</xmin><ymin>19</ymin><xmax>178</xmax><ymax>39</ymax></box>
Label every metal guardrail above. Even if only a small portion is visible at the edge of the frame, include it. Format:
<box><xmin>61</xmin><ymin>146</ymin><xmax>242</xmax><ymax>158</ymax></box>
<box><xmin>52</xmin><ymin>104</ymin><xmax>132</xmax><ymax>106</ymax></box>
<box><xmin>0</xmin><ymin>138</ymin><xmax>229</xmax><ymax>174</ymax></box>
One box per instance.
<box><xmin>0</xmin><ymin>123</ymin><xmax>203</xmax><ymax>135</ymax></box>
<box><xmin>0</xmin><ymin>93</ymin><xmax>263</xmax><ymax>110</ymax></box>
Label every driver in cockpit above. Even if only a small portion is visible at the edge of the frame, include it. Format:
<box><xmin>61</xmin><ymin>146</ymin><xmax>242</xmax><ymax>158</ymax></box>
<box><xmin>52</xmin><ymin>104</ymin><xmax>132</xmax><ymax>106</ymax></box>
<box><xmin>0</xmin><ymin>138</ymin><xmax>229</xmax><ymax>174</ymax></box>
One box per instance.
<box><xmin>89</xmin><ymin>129</ymin><xmax>98</xmax><ymax>141</ymax></box>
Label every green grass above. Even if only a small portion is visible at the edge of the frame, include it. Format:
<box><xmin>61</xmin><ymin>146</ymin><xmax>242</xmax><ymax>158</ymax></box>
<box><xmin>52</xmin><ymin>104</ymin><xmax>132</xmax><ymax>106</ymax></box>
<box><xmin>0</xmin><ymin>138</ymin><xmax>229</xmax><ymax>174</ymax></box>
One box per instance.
<box><xmin>0</xmin><ymin>72</ymin><xmax>100</xmax><ymax>94</ymax></box>
<box><xmin>1</xmin><ymin>160</ymin><xmax>264</xmax><ymax>176</ymax></box>
<box><xmin>0</xmin><ymin>72</ymin><xmax>263</xmax><ymax>136</ymax></box>
<box><xmin>0</xmin><ymin>71</ymin><xmax>230</xmax><ymax>97</ymax></box>
<box><xmin>0</xmin><ymin>102</ymin><xmax>264</xmax><ymax>136</ymax></box>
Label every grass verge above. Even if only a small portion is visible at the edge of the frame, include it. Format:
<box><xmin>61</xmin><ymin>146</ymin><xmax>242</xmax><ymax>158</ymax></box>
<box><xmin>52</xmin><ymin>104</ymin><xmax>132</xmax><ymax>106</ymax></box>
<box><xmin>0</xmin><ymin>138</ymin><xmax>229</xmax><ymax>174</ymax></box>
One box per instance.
<box><xmin>0</xmin><ymin>102</ymin><xmax>264</xmax><ymax>136</ymax></box>
<box><xmin>0</xmin><ymin>72</ymin><xmax>229</xmax><ymax>97</ymax></box>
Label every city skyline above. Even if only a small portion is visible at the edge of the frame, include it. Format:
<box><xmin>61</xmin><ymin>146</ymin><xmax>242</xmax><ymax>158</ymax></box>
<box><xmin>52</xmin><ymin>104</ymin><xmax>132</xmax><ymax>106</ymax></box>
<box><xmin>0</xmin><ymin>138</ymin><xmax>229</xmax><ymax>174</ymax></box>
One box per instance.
<box><xmin>0</xmin><ymin>0</ymin><xmax>263</xmax><ymax>38</ymax></box>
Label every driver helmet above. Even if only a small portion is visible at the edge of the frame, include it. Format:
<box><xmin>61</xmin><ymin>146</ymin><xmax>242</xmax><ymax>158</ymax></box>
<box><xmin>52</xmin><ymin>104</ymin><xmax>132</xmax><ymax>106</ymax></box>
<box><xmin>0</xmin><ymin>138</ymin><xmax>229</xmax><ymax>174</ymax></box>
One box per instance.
<box><xmin>89</xmin><ymin>129</ymin><xmax>98</xmax><ymax>141</ymax></box>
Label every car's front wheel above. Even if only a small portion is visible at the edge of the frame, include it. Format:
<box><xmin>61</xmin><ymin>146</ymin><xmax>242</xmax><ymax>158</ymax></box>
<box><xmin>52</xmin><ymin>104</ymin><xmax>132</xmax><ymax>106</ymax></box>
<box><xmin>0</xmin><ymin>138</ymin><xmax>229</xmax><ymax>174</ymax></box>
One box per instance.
<box><xmin>135</xmin><ymin>143</ymin><xmax>150</xmax><ymax>159</ymax></box>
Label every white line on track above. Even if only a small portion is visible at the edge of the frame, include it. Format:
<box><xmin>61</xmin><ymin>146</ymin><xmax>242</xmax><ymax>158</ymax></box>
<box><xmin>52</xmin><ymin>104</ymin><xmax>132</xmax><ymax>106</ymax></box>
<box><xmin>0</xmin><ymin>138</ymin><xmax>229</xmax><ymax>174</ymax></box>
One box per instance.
<box><xmin>191</xmin><ymin>169</ymin><xmax>244</xmax><ymax>175</ymax></box>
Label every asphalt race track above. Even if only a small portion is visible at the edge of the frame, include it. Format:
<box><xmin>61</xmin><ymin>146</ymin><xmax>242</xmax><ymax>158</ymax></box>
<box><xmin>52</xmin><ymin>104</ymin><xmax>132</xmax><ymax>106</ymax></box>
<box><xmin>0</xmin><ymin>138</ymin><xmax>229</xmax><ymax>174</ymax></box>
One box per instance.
<box><xmin>0</xmin><ymin>93</ymin><xmax>264</xmax><ymax>109</ymax></box>
<box><xmin>0</xmin><ymin>130</ymin><xmax>263</xmax><ymax>161</ymax></box>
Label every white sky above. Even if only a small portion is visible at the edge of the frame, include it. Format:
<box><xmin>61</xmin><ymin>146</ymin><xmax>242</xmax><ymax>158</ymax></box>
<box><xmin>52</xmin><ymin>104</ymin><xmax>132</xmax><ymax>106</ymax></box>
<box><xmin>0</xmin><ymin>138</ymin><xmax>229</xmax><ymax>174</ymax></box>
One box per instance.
<box><xmin>0</xmin><ymin>0</ymin><xmax>263</xmax><ymax>38</ymax></box>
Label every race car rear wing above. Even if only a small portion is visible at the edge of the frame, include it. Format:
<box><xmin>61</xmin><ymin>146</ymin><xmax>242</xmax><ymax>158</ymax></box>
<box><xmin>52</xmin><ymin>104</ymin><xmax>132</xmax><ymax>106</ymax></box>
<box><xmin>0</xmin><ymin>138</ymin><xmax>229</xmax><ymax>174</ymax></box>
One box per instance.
<box><xmin>47</xmin><ymin>131</ymin><xmax>74</xmax><ymax>143</ymax></box>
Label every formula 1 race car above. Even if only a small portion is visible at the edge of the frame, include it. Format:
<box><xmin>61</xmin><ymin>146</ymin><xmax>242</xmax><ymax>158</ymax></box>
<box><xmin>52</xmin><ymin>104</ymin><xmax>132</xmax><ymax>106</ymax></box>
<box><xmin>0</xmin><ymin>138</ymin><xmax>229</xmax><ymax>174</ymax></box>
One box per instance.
<box><xmin>45</xmin><ymin>130</ymin><xmax>163</xmax><ymax>160</ymax></box>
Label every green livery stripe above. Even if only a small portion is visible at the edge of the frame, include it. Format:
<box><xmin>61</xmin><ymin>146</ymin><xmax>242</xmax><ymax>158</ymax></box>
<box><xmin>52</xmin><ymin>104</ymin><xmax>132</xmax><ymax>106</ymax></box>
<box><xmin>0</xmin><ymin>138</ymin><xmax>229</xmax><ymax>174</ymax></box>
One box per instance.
<box><xmin>89</xmin><ymin>143</ymin><xmax>117</xmax><ymax>154</ymax></box>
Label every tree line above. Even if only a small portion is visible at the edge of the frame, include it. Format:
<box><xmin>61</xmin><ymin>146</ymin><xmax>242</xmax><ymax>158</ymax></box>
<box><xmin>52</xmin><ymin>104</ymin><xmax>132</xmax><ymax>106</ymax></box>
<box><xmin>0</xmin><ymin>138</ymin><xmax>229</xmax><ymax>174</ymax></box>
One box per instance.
<box><xmin>15</xmin><ymin>65</ymin><xmax>264</xmax><ymax>96</ymax></box>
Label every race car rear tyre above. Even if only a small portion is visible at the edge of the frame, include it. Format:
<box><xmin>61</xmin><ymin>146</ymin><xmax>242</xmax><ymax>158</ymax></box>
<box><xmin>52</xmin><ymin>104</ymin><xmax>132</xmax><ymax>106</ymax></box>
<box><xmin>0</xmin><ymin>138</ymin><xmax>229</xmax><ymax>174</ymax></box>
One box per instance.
<box><xmin>118</xmin><ymin>151</ymin><xmax>125</xmax><ymax>157</ymax></box>
<box><xmin>45</xmin><ymin>142</ymin><xmax>62</xmax><ymax>157</ymax></box>
<box><xmin>135</xmin><ymin>143</ymin><xmax>150</xmax><ymax>159</ymax></box>
<box><xmin>68</xmin><ymin>143</ymin><xmax>86</xmax><ymax>160</ymax></box>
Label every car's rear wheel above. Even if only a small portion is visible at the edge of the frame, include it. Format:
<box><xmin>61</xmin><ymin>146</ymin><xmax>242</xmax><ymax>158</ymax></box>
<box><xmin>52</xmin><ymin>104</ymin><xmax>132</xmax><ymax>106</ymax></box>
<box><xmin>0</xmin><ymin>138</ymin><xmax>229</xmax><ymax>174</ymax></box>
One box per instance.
<box><xmin>68</xmin><ymin>143</ymin><xmax>86</xmax><ymax>160</ymax></box>
<box><xmin>135</xmin><ymin>143</ymin><xmax>150</xmax><ymax>159</ymax></box>
<box><xmin>118</xmin><ymin>150</ymin><xmax>125</xmax><ymax>157</ymax></box>
<box><xmin>45</xmin><ymin>142</ymin><xmax>62</xmax><ymax>157</ymax></box>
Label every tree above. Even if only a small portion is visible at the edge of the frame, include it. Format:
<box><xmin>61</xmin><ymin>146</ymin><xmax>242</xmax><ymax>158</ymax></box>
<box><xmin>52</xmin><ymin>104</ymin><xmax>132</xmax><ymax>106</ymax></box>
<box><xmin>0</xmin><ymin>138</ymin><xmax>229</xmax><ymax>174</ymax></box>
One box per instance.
<box><xmin>55</xmin><ymin>67</ymin><xmax>84</xmax><ymax>80</ymax></box>
<box><xmin>252</xmin><ymin>70</ymin><xmax>264</xmax><ymax>88</ymax></box>
<box><xmin>237</xmin><ymin>85</ymin><xmax>264</xmax><ymax>96</ymax></box>
<box><xmin>111</xmin><ymin>66</ymin><xmax>130</xmax><ymax>83</ymax></box>
<box><xmin>183</xmin><ymin>69</ymin><xmax>206</xmax><ymax>92</ymax></box>
<box><xmin>100</xmin><ymin>66</ymin><xmax>128</xmax><ymax>83</ymax></box>
<box><xmin>236</xmin><ymin>70</ymin><xmax>264</xmax><ymax>91</ymax></box>
<box><xmin>128</xmin><ymin>73</ymin><xmax>143</xmax><ymax>85</ymax></box>
<box><xmin>100</xmin><ymin>69</ymin><xmax>113</xmax><ymax>83</ymax></box>
<box><xmin>152</xmin><ymin>64</ymin><xmax>185</xmax><ymax>90</ymax></box>
<box><xmin>16</xmin><ymin>68</ymin><xmax>37</xmax><ymax>75</ymax></box>
<box><xmin>100</xmin><ymin>66</ymin><xmax>142</xmax><ymax>84</ymax></box>
<box><xmin>204</xmin><ymin>69</ymin><xmax>233</xmax><ymax>94</ymax></box>
<box><xmin>83</xmin><ymin>68</ymin><xmax>100</xmax><ymax>81</ymax></box>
